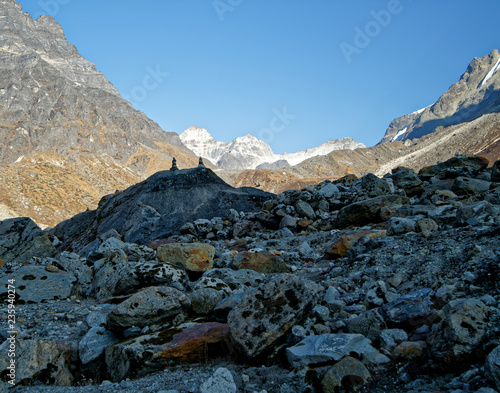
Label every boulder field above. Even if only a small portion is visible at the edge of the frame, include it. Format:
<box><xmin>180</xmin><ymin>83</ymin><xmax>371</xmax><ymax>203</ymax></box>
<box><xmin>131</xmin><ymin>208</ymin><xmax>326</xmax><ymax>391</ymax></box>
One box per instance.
<box><xmin>1</xmin><ymin>155</ymin><xmax>500</xmax><ymax>393</ymax></box>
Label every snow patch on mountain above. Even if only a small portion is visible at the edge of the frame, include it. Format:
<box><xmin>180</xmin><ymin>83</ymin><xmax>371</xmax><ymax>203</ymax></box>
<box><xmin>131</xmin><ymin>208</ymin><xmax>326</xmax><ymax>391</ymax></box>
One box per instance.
<box><xmin>282</xmin><ymin>138</ymin><xmax>365</xmax><ymax>166</ymax></box>
<box><xmin>180</xmin><ymin>126</ymin><xmax>365</xmax><ymax>170</ymax></box>
<box><xmin>480</xmin><ymin>56</ymin><xmax>500</xmax><ymax>88</ymax></box>
<box><xmin>391</xmin><ymin>127</ymin><xmax>408</xmax><ymax>142</ymax></box>
<box><xmin>414</xmin><ymin>105</ymin><xmax>431</xmax><ymax>115</ymax></box>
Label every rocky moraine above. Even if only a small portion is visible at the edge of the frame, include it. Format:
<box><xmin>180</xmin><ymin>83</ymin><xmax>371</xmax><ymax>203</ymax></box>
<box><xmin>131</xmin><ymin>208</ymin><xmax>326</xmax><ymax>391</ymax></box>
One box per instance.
<box><xmin>0</xmin><ymin>154</ymin><xmax>500</xmax><ymax>393</ymax></box>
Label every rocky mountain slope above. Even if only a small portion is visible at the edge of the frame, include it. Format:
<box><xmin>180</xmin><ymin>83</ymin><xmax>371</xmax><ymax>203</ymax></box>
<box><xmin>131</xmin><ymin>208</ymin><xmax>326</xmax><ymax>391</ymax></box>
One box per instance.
<box><xmin>1</xmin><ymin>155</ymin><xmax>500</xmax><ymax>392</ymax></box>
<box><xmin>0</xmin><ymin>0</ymin><xmax>208</xmax><ymax>225</ymax></box>
<box><xmin>380</xmin><ymin>49</ymin><xmax>500</xmax><ymax>144</ymax></box>
<box><xmin>0</xmin><ymin>0</ymin><xmax>199</xmax><ymax>173</ymax></box>
<box><xmin>0</xmin><ymin>152</ymin><xmax>144</xmax><ymax>227</ymax></box>
<box><xmin>180</xmin><ymin>126</ymin><xmax>365</xmax><ymax>170</ymax></box>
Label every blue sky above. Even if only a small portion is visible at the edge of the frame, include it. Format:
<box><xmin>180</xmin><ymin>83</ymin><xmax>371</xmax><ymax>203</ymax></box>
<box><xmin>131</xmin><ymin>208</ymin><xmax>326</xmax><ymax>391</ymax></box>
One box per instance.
<box><xmin>17</xmin><ymin>0</ymin><xmax>500</xmax><ymax>154</ymax></box>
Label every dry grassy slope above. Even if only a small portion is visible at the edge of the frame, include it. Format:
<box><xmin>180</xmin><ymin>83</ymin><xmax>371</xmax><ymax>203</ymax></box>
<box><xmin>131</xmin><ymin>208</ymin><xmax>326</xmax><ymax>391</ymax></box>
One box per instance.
<box><xmin>0</xmin><ymin>151</ymin><xmax>145</xmax><ymax>227</ymax></box>
<box><xmin>221</xmin><ymin>113</ymin><xmax>500</xmax><ymax>194</ymax></box>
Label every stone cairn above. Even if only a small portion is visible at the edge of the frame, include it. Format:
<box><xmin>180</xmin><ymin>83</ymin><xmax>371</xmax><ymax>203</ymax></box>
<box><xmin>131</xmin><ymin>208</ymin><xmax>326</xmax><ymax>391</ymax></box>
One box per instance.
<box><xmin>170</xmin><ymin>157</ymin><xmax>178</xmax><ymax>171</ymax></box>
<box><xmin>170</xmin><ymin>157</ymin><xmax>206</xmax><ymax>171</ymax></box>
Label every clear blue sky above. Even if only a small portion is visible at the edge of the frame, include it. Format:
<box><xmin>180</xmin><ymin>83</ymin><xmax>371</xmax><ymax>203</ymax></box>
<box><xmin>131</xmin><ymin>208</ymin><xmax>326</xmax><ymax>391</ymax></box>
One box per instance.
<box><xmin>17</xmin><ymin>0</ymin><xmax>500</xmax><ymax>153</ymax></box>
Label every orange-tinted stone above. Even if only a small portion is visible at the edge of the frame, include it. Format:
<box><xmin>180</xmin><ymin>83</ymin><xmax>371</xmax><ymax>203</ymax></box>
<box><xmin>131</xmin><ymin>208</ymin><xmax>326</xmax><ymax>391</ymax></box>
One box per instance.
<box><xmin>161</xmin><ymin>322</ymin><xmax>231</xmax><ymax>362</ymax></box>
<box><xmin>326</xmin><ymin>229</ymin><xmax>385</xmax><ymax>258</ymax></box>
<box><xmin>157</xmin><ymin>243</ymin><xmax>215</xmax><ymax>272</ymax></box>
<box><xmin>232</xmin><ymin>252</ymin><xmax>290</xmax><ymax>273</ymax></box>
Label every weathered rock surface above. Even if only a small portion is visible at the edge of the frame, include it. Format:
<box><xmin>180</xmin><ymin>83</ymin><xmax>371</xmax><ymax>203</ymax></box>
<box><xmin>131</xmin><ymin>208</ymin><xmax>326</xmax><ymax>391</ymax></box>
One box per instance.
<box><xmin>380</xmin><ymin>288</ymin><xmax>434</xmax><ymax>328</ymax></box>
<box><xmin>161</xmin><ymin>323</ymin><xmax>231</xmax><ymax>363</ymax></box>
<box><xmin>336</xmin><ymin>195</ymin><xmax>408</xmax><ymax>228</ymax></box>
<box><xmin>90</xmin><ymin>249</ymin><xmax>130</xmax><ymax>299</ymax></box>
<box><xmin>79</xmin><ymin>327</ymin><xmax>120</xmax><ymax>365</ymax></box>
<box><xmin>321</xmin><ymin>356</ymin><xmax>371</xmax><ymax>393</ymax></box>
<box><xmin>190</xmin><ymin>288</ymin><xmax>224</xmax><ymax>315</ymax></box>
<box><xmin>346</xmin><ymin>309</ymin><xmax>387</xmax><ymax>343</ymax></box>
<box><xmin>0</xmin><ymin>339</ymin><xmax>73</xmax><ymax>386</ymax></box>
<box><xmin>485</xmin><ymin>345</ymin><xmax>500</xmax><ymax>390</ymax></box>
<box><xmin>231</xmin><ymin>251</ymin><xmax>290</xmax><ymax>273</ymax></box>
<box><xmin>106</xmin><ymin>286</ymin><xmax>191</xmax><ymax>333</ymax></box>
<box><xmin>227</xmin><ymin>274</ymin><xmax>322</xmax><ymax>358</ymax></box>
<box><xmin>52</xmin><ymin>168</ymin><xmax>273</xmax><ymax>252</ymax></box>
<box><xmin>2</xmin><ymin>152</ymin><xmax>500</xmax><ymax>393</ymax></box>
<box><xmin>200</xmin><ymin>367</ymin><xmax>237</xmax><ymax>393</ymax></box>
<box><xmin>157</xmin><ymin>243</ymin><xmax>215</xmax><ymax>272</ymax></box>
<box><xmin>114</xmin><ymin>261</ymin><xmax>189</xmax><ymax>295</ymax></box>
<box><xmin>0</xmin><ymin>217</ymin><xmax>55</xmax><ymax>264</ymax></box>
<box><xmin>104</xmin><ymin>333</ymin><xmax>165</xmax><ymax>381</ymax></box>
<box><xmin>286</xmin><ymin>334</ymin><xmax>389</xmax><ymax>368</ymax></box>
<box><xmin>427</xmin><ymin>298</ymin><xmax>489</xmax><ymax>367</ymax></box>
<box><xmin>3</xmin><ymin>265</ymin><xmax>76</xmax><ymax>303</ymax></box>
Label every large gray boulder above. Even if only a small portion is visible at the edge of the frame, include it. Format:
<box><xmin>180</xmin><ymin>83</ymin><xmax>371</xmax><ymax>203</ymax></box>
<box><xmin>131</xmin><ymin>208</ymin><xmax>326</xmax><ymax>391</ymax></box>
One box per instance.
<box><xmin>202</xmin><ymin>268</ymin><xmax>265</xmax><ymax>292</ymax></box>
<box><xmin>200</xmin><ymin>368</ymin><xmax>237</xmax><ymax>393</ymax></box>
<box><xmin>106</xmin><ymin>286</ymin><xmax>191</xmax><ymax>333</ymax></box>
<box><xmin>380</xmin><ymin>288</ymin><xmax>434</xmax><ymax>328</ymax></box>
<box><xmin>492</xmin><ymin>160</ymin><xmax>500</xmax><ymax>182</ymax></box>
<box><xmin>485</xmin><ymin>345</ymin><xmax>500</xmax><ymax>390</ymax></box>
<box><xmin>53</xmin><ymin>252</ymin><xmax>93</xmax><ymax>295</ymax></box>
<box><xmin>90</xmin><ymin>249</ymin><xmax>130</xmax><ymax>299</ymax></box>
<box><xmin>456</xmin><ymin>201</ymin><xmax>496</xmax><ymax>225</ymax></box>
<box><xmin>0</xmin><ymin>339</ymin><xmax>73</xmax><ymax>386</ymax></box>
<box><xmin>2</xmin><ymin>265</ymin><xmax>76</xmax><ymax>303</ymax></box>
<box><xmin>105</xmin><ymin>332</ymin><xmax>165</xmax><ymax>381</ymax></box>
<box><xmin>0</xmin><ymin>217</ymin><xmax>55</xmax><ymax>264</ymax></box>
<box><xmin>79</xmin><ymin>327</ymin><xmax>120</xmax><ymax>365</ymax></box>
<box><xmin>51</xmin><ymin>168</ymin><xmax>274</xmax><ymax>252</ymax></box>
<box><xmin>427</xmin><ymin>298</ymin><xmax>489</xmax><ymax>367</ymax></box>
<box><xmin>349</xmin><ymin>173</ymin><xmax>393</xmax><ymax>203</ymax></box>
<box><xmin>388</xmin><ymin>170</ymin><xmax>423</xmax><ymax>196</ymax></box>
<box><xmin>286</xmin><ymin>334</ymin><xmax>389</xmax><ymax>368</ymax></box>
<box><xmin>321</xmin><ymin>356</ymin><xmax>371</xmax><ymax>393</ymax></box>
<box><xmin>419</xmin><ymin>155</ymin><xmax>490</xmax><ymax>180</ymax></box>
<box><xmin>336</xmin><ymin>195</ymin><xmax>408</xmax><ymax>229</ymax></box>
<box><xmin>114</xmin><ymin>261</ymin><xmax>189</xmax><ymax>295</ymax></box>
<box><xmin>227</xmin><ymin>274</ymin><xmax>322</xmax><ymax>358</ymax></box>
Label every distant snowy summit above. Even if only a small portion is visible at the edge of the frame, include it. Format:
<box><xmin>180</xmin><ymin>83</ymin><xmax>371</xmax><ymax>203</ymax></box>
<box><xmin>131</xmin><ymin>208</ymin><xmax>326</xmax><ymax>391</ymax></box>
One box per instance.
<box><xmin>180</xmin><ymin>126</ymin><xmax>365</xmax><ymax>170</ymax></box>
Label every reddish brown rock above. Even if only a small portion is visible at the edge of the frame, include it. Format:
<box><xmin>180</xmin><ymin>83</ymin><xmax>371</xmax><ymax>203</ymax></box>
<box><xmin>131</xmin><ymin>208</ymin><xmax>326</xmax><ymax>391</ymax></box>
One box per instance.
<box><xmin>297</xmin><ymin>219</ymin><xmax>312</xmax><ymax>229</ymax></box>
<box><xmin>161</xmin><ymin>322</ymin><xmax>231</xmax><ymax>363</ymax></box>
<box><xmin>325</xmin><ymin>230</ymin><xmax>385</xmax><ymax>259</ymax></box>
<box><xmin>232</xmin><ymin>252</ymin><xmax>290</xmax><ymax>273</ymax></box>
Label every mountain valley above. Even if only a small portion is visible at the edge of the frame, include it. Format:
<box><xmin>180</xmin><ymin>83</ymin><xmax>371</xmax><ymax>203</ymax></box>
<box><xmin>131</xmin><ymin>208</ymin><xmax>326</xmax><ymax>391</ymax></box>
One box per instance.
<box><xmin>1</xmin><ymin>1</ymin><xmax>500</xmax><ymax>392</ymax></box>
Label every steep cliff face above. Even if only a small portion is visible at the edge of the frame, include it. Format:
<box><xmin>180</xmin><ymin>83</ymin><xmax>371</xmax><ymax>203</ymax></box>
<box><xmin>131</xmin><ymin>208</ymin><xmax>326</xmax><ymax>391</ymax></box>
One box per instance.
<box><xmin>380</xmin><ymin>50</ymin><xmax>500</xmax><ymax>144</ymax></box>
<box><xmin>0</xmin><ymin>0</ymin><xmax>199</xmax><ymax>174</ymax></box>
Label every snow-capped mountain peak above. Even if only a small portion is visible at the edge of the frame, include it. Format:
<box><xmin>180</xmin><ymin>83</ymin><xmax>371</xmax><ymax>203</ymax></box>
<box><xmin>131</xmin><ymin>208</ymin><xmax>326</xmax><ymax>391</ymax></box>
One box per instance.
<box><xmin>180</xmin><ymin>127</ymin><xmax>365</xmax><ymax>170</ymax></box>
<box><xmin>180</xmin><ymin>126</ymin><xmax>216</xmax><ymax>144</ymax></box>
